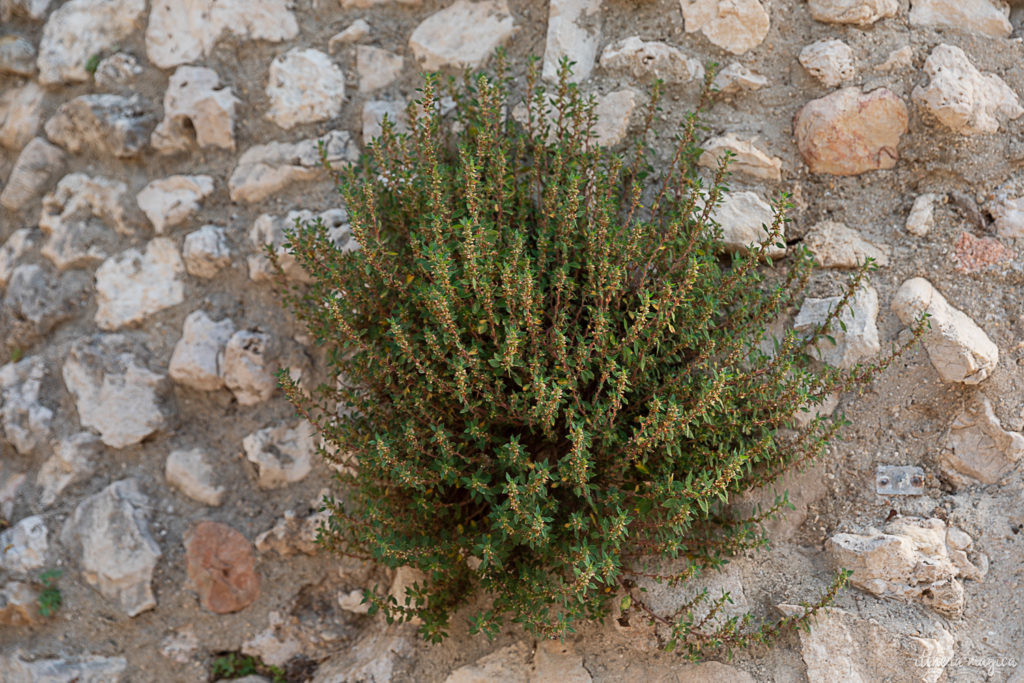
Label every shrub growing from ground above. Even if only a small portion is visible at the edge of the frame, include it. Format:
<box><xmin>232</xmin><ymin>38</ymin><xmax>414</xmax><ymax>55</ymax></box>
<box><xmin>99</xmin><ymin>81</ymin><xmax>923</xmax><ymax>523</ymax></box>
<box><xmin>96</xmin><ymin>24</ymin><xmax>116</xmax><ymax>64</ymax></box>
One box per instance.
<box><xmin>277</xmin><ymin>56</ymin><xmax>924</xmax><ymax>655</ymax></box>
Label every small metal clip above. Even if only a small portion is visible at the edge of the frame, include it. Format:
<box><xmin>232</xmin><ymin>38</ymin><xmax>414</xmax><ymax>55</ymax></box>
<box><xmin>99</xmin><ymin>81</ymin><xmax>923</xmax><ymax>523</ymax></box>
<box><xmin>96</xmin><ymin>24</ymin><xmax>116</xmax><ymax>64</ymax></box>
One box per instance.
<box><xmin>875</xmin><ymin>465</ymin><xmax>925</xmax><ymax>496</ymax></box>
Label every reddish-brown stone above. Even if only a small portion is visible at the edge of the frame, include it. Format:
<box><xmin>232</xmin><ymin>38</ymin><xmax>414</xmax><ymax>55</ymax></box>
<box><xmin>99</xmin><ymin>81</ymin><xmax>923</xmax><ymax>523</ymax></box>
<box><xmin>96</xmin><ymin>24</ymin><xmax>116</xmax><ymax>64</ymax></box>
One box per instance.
<box><xmin>184</xmin><ymin>521</ymin><xmax>260</xmax><ymax>614</ymax></box>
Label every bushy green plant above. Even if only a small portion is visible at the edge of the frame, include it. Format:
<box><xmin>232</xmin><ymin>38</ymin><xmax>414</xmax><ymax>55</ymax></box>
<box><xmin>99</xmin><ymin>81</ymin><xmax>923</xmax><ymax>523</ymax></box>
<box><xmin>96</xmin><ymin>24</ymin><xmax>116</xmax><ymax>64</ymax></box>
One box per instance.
<box><xmin>210</xmin><ymin>652</ymin><xmax>285</xmax><ymax>682</ymax></box>
<box><xmin>277</xmin><ymin>56</ymin><xmax>923</xmax><ymax>654</ymax></box>
<box><xmin>36</xmin><ymin>568</ymin><xmax>62</xmax><ymax>618</ymax></box>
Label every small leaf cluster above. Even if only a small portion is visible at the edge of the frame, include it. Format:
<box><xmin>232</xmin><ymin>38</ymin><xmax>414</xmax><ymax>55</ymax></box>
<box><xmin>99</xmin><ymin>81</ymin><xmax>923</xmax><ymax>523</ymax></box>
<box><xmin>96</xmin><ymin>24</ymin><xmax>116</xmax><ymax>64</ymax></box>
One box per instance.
<box><xmin>36</xmin><ymin>568</ymin><xmax>62</xmax><ymax>618</ymax></box>
<box><xmin>277</xmin><ymin>56</ymin><xmax>924</xmax><ymax>652</ymax></box>
<box><xmin>210</xmin><ymin>652</ymin><xmax>286</xmax><ymax>682</ymax></box>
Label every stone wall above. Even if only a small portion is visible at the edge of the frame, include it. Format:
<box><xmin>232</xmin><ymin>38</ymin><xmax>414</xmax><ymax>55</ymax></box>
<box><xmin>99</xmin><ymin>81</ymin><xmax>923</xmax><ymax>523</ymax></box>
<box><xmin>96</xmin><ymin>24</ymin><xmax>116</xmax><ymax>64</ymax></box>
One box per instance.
<box><xmin>2</xmin><ymin>0</ymin><xmax>1024</xmax><ymax>681</ymax></box>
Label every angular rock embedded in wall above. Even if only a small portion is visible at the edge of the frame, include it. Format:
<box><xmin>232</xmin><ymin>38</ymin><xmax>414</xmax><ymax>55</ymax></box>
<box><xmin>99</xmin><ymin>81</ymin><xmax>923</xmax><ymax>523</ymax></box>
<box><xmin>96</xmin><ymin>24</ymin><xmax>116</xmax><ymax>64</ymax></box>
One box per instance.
<box><xmin>778</xmin><ymin>604</ymin><xmax>954</xmax><ymax>683</ymax></box>
<box><xmin>794</xmin><ymin>87</ymin><xmax>908</xmax><ymax>175</ymax></box>
<box><xmin>145</xmin><ymin>0</ymin><xmax>298</xmax><ymax>69</ymax></box>
<box><xmin>0</xmin><ymin>35</ymin><xmax>36</xmax><ymax>79</ymax></box>
<box><xmin>243</xmin><ymin>421</ymin><xmax>315</xmax><ymax>489</ymax></box>
<box><xmin>941</xmin><ymin>394</ymin><xmax>1024</xmax><ymax>485</ymax></box>
<box><xmin>249</xmin><ymin>209</ymin><xmax>351</xmax><ymax>283</ymax></box>
<box><xmin>0</xmin><ymin>650</ymin><xmax>128</xmax><ymax>682</ymax></box>
<box><xmin>991</xmin><ymin>196</ymin><xmax>1024</xmax><ymax>239</ymax></box>
<box><xmin>357</xmin><ymin>46</ymin><xmax>404</xmax><ymax>93</ymax></box>
<box><xmin>168</xmin><ymin>310</ymin><xmax>236</xmax><ymax>392</ymax></box>
<box><xmin>184</xmin><ymin>520</ymin><xmax>260</xmax><ymax>614</ymax></box>
<box><xmin>409</xmin><ymin>0</ymin><xmax>516</xmax><ymax>71</ymax></box>
<box><xmin>36</xmin><ymin>0</ymin><xmax>145</xmax><ymax>85</ymax></box>
<box><xmin>256</xmin><ymin>504</ymin><xmax>329</xmax><ymax>556</ymax></box>
<box><xmin>94</xmin><ymin>238</ymin><xmax>185</xmax><ymax>330</ymax></box>
<box><xmin>39</xmin><ymin>173</ymin><xmax>132</xmax><ymax>271</ymax></box>
<box><xmin>808</xmin><ymin>0</ymin><xmax>898</xmax><ymax>25</ymax></box>
<box><xmin>0</xmin><ymin>356</ymin><xmax>54</xmax><ymax>455</ymax></box>
<box><xmin>183</xmin><ymin>225</ymin><xmax>232</xmax><ymax>279</ymax></box>
<box><xmin>699</xmin><ymin>134</ymin><xmax>782</xmax><ymax>181</ymax></box>
<box><xmin>680</xmin><ymin>0</ymin><xmax>770</xmax><ymax>55</ymax></box>
<box><xmin>329</xmin><ymin>20</ymin><xmax>372</xmax><ymax>52</ymax></box>
<box><xmin>166</xmin><ymin>448</ymin><xmax>226</xmax><ymax>506</ymax></box>
<box><xmin>711</xmin><ymin>62</ymin><xmax>768</xmax><ymax>93</ymax></box>
<box><xmin>44</xmin><ymin>94</ymin><xmax>157</xmax><ymax>159</ymax></box>
<box><xmin>803</xmin><ymin>220</ymin><xmax>890</xmax><ymax>268</ymax></box>
<box><xmin>593</xmin><ymin>90</ymin><xmax>636</xmax><ymax>147</ymax></box>
<box><xmin>0</xmin><ymin>137</ymin><xmax>67</xmax><ymax>212</ymax></box>
<box><xmin>795</xmin><ymin>284</ymin><xmax>880</xmax><ymax>369</ymax></box>
<box><xmin>913</xmin><ymin>44</ymin><xmax>1023</xmax><ymax>136</ymax></box>
<box><xmin>600</xmin><ymin>37</ymin><xmax>704</xmax><ymax>84</ymax></box>
<box><xmin>906</xmin><ymin>193</ymin><xmax>939</xmax><ymax>236</ymax></box>
<box><xmin>4</xmin><ymin>263</ymin><xmax>88</xmax><ymax>341</ymax></box>
<box><xmin>266</xmin><ymin>48</ymin><xmax>346</xmax><ymax>129</ymax></box>
<box><xmin>0</xmin><ymin>515</ymin><xmax>48</xmax><ymax>574</ymax></box>
<box><xmin>909</xmin><ymin>0</ymin><xmax>1012</xmax><ymax>38</ymax></box>
<box><xmin>799</xmin><ymin>38</ymin><xmax>856</xmax><ymax>88</ymax></box>
<box><xmin>542</xmin><ymin>0</ymin><xmax>601</xmax><ymax>82</ymax></box>
<box><xmin>0</xmin><ymin>230</ymin><xmax>33</xmax><ymax>289</ymax></box>
<box><xmin>362</xmin><ymin>99</ymin><xmax>408</xmax><ymax>142</ymax></box>
<box><xmin>0</xmin><ymin>581</ymin><xmax>39</xmax><ymax>626</ymax></box>
<box><xmin>1</xmin><ymin>0</ymin><xmax>52</xmax><ymax>21</ymax></box>
<box><xmin>36</xmin><ymin>432</ymin><xmax>102</xmax><ymax>507</ymax></box>
<box><xmin>0</xmin><ymin>83</ymin><xmax>44</xmax><ymax>150</ymax></box>
<box><xmin>228</xmin><ymin>130</ymin><xmax>360</xmax><ymax>203</ymax></box>
<box><xmin>62</xmin><ymin>334</ymin><xmax>170</xmax><ymax>448</ymax></box>
<box><xmin>827</xmin><ymin>517</ymin><xmax>986</xmax><ymax>616</ymax></box>
<box><xmin>892</xmin><ymin>277</ymin><xmax>998</xmax><ymax>384</ymax></box>
<box><xmin>136</xmin><ymin>175</ymin><xmax>215</xmax><ymax>234</ymax></box>
<box><xmin>222</xmin><ymin>329</ymin><xmax>278</xmax><ymax>405</ymax></box>
<box><xmin>60</xmin><ymin>479</ymin><xmax>161</xmax><ymax>616</ymax></box>
<box><xmin>94</xmin><ymin>53</ymin><xmax>143</xmax><ymax>91</ymax></box>
<box><xmin>152</xmin><ymin>66</ymin><xmax>239</xmax><ymax>154</ymax></box>
<box><xmin>711</xmin><ymin>190</ymin><xmax>785</xmax><ymax>257</ymax></box>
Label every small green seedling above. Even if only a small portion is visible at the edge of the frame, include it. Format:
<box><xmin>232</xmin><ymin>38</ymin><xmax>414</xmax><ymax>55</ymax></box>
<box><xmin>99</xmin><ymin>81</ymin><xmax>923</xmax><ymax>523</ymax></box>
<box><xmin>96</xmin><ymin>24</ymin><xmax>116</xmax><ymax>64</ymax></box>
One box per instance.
<box><xmin>210</xmin><ymin>652</ymin><xmax>285</xmax><ymax>682</ymax></box>
<box><xmin>37</xmin><ymin>569</ymin><xmax>62</xmax><ymax>618</ymax></box>
<box><xmin>84</xmin><ymin>53</ymin><xmax>101</xmax><ymax>75</ymax></box>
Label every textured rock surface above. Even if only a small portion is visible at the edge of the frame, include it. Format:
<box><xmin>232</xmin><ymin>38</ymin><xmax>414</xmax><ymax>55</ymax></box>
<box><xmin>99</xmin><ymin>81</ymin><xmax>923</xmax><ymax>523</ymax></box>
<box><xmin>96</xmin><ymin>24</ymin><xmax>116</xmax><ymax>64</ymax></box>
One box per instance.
<box><xmin>39</xmin><ymin>173</ymin><xmax>131</xmax><ymax>271</ymax></box>
<box><xmin>600</xmin><ymin>37</ymin><xmax>703</xmax><ymax>84</ymax></box>
<box><xmin>248</xmin><ymin>208</ymin><xmax>351</xmax><ymax>282</ymax></box>
<box><xmin>62</xmin><ymin>334</ymin><xmax>169</xmax><ymax>448</ymax></box>
<box><xmin>36</xmin><ymin>432</ymin><xmax>101</xmax><ymax>507</ymax></box>
<box><xmin>0</xmin><ymin>137</ymin><xmax>66</xmax><ymax>211</ymax></box>
<box><xmin>542</xmin><ymin>0</ymin><xmax>601</xmax><ymax>82</ymax></box>
<box><xmin>941</xmin><ymin>394</ymin><xmax>1024</xmax><ymax>485</ymax></box>
<box><xmin>699</xmin><ymin>134</ymin><xmax>782</xmax><ymax>180</ymax></box>
<box><xmin>0</xmin><ymin>35</ymin><xmax>36</xmax><ymax>78</ymax></box>
<box><xmin>166</xmin><ymin>448</ymin><xmax>226</xmax><ymax>506</ymax></box>
<box><xmin>892</xmin><ymin>277</ymin><xmax>998</xmax><ymax>384</ymax></box>
<box><xmin>152</xmin><ymin>66</ymin><xmax>239</xmax><ymax>153</ymax></box>
<box><xmin>357</xmin><ymin>46</ymin><xmax>404</xmax><ymax>93</ymax></box>
<box><xmin>37</xmin><ymin>0</ymin><xmax>145</xmax><ymax>84</ymax></box>
<box><xmin>593</xmin><ymin>90</ymin><xmax>636</xmax><ymax>147</ymax></box>
<box><xmin>711</xmin><ymin>190</ymin><xmax>784</xmax><ymax>257</ymax></box>
<box><xmin>44</xmin><ymin>94</ymin><xmax>156</xmax><ymax>159</ymax></box>
<box><xmin>0</xmin><ymin>515</ymin><xmax>48</xmax><ymax>574</ymax></box>
<box><xmin>185</xmin><ymin>521</ymin><xmax>260</xmax><ymax>613</ymax></box>
<box><xmin>265</xmin><ymin>48</ymin><xmax>346</xmax><ymax>129</ymax></box>
<box><xmin>0</xmin><ymin>356</ymin><xmax>54</xmax><ymax>455</ymax></box>
<box><xmin>794</xmin><ymin>87</ymin><xmax>908</xmax><ymax>175</ymax></box>
<box><xmin>94</xmin><ymin>238</ymin><xmax>185</xmax><ymax>330</ymax></box>
<box><xmin>1</xmin><ymin>651</ymin><xmax>128</xmax><ymax>682</ymax></box>
<box><xmin>906</xmin><ymin>193</ymin><xmax>939</xmax><ymax>236</ymax></box>
<box><xmin>913</xmin><ymin>44</ymin><xmax>1023</xmax><ymax>136</ymax></box>
<box><xmin>909</xmin><ymin>0</ymin><xmax>1012</xmax><ymax>37</ymax></box>
<box><xmin>711</xmin><ymin>62</ymin><xmax>767</xmax><ymax>93</ymax></box>
<box><xmin>794</xmin><ymin>285</ymin><xmax>881</xmax><ymax>369</ymax></box>
<box><xmin>136</xmin><ymin>175</ymin><xmax>215</xmax><ymax>233</ymax></box>
<box><xmin>169</xmin><ymin>310</ymin><xmax>235</xmax><ymax>391</ymax></box>
<box><xmin>0</xmin><ymin>83</ymin><xmax>44</xmax><ymax>150</ymax></box>
<box><xmin>228</xmin><ymin>130</ymin><xmax>359</xmax><ymax>203</ymax></box>
<box><xmin>222</xmin><ymin>330</ymin><xmax>278</xmax><ymax>406</ymax></box>
<box><xmin>808</xmin><ymin>0</ymin><xmax>899</xmax><ymax>25</ymax></box>
<box><xmin>183</xmin><ymin>225</ymin><xmax>232</xmax><ymax>278</ymax></box>
<box><xmin>243</xmin><ymin>421</ymin><xmax>315</xmax><ymax>489</ymax></box>
<box><xmin>681</xmin><ymin>0</ymin><xmax>769</xmax><ymax>55</ymax></box>
<box><xmin>409</xmin><ymin>0</ymin><xmax>516</xmax><ymax>71</ymax></box>
<box><xmin>0</xmin><ymin>581</ymin><xmax>39</xmax><ymax>625</ymax></box>
<box><xmin>991</xmin><ymin>196</ymin><xmax>1024</xmax><ymax>239</ymax></box>
<box><xmin>799</xmin><ymin>38</ymin><xmax>856</xmax><ymax>88</ymax></box>
<box><xmin>60</xmin><ymin>479</ymin><xmax>161</xmax><ymax>616</ymax></box>
<box><xmin>804</xmin><ymin>220</ymin><xmax>890</xmax><ymax>268</ymax></box>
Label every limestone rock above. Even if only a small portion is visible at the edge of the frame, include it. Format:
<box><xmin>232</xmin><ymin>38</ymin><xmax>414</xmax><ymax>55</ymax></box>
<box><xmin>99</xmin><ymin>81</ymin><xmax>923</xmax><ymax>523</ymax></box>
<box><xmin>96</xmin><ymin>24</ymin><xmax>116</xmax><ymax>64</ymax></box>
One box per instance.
<box><xmin>409</xmin><ymin>0</ymin><xmax>516</xmax><ymax>71</ymax></box>
<box><xmin>876</xmin><ymin>45</ymin><xmax>913</xmax><ymax>72</ymax></box>
<box><xmin>794</xmin><ymin>284</ymin><xmax>880</xmax><ymax>369</ymax></box>
<box><xmin>151</xmin><ymin>66</ymin><xmax>238</xmax><ymax>155</ymax></box>
<box><xmin>160</xmin><ymin>627</ymin><xmax>200</xmax><ymax>664</ymax></box>
<box><xmin>94</xmin><ymin>53</ymin><xmax>143</xmax><ymax>90</ymax></box>
<box><xmin>445</xmin><ymin>642</ymin><xmax>532</xmax><ymax>682</ymax></box>
<box><xmin>941</xmin><ymin>394</ymin><xmax>1024</xmax><ymax>485</ymax></box>
<box><xmin>795</xmin><ymin>87</ymin><xmax>908</xmax><ymax>175</ymax></box>
<box><xmin>223</xmin><ymin>330</ymin><xmax>278</xmax><ymax>405</ymax></box>
<box><xmin>0</xmin><ymin>35</ymin><xmax>36</xmax><ymax>77</ymax></box>
<box><xmin>593</xmin><ymin>90</ymin><xmax>636</xmax><ymax>147</ymax></box>
<box><xmin>228</xmin><ymin>130</ymin><xmax>359</xmax><ymax>203</ymax></box>
<box><xmin>676</xmin><ymin>663</ymin><xmax>754</xmax><ymax>683</ymax></box>
<box><xmin>329</xmin><ymin>20</ymin><xmax>371</xmax><ymax>52</ymax></box>
<box><xmin>357</xmin><ymin>46</ymin><xmax>404</xmax><ymax>93</ymax></box>
<box><xmin>909</xmin><ymin>0</ymin><xmax>1012</xmax><ymax>38</ymax></box>
<box><xmin>804</xmin><ymin>220</ymin><xmax>890</xmax><ymax>268</ymax></box>
<box><xmin>166</xmin><ymin>448</ymin><xmax>225</xmax><ymax>506</ymax></box>
<box><xmin>0</xmin><ymin>83</ymin><xmax>44</xmax><ymax>150</ymax></box>
<box><xmin>185</xmin><ymin>520</ymin><xmax>260</xmax><ymax>614</ymax></box>
<box><xmin>808</xmin><ymin>0</ymin><xmax>898</xmax><ymax>25</ymax></box>
<box><xmin>0</xmin><ymin>137</ymin><xmax>67</xmax><ymax>212</ymax></box>
<box><xmin>0</xmin><ymin>515</ymin><xmax>48</xmax><ymax>574</ymax></box>
<box><xmin>680</xmin><ymin>0</ymin><xmax>769</xmax><ymax>55</ymax></box>
<box><xmin>1</xmin><ymin>0</ymin><xmax>51</xmax><ymax>21</ymax></box>
<box><xmin>136</xmin><ymin>175</ymin><xmax>215</xmax><ymax>233</ymax></box>
<box><xmin>600</xmin><ymin>37</ymin><xmax>704</xmax><ymax>84</ymax></box>
<box><xmin>45</xmin><ymin>94</ymin><xmax>156</xmax><ymax>159</ymax></box>
<box><xmin>145</xmin><ymin>0</ymin><xmax>298</xmax><ymax>69</ymax></box>
<box><xmin>60</xmin><ymin>479</ymin><xmax>161</xmax><ymax>616</ymax></box>
<box><xmin>242</xmin><ymin>612</ymin><xmax>305</xmax><ymax>668</ymax></box>
<box><xmin>37</xmin><ymin>0</ymin><xmax>145</xmax><ymax>85</ymax></box>
<box><xmin>249</xmin><ymin>209</ymin><xmax>351</xmax><ymax>283</ymax></box>
<box><xmin>169</xmin><ymin>310</ymin><xmax>235</xmax><ymax>391</ymax></box>
<box><xmin>636</xmin><ymin>562</ymin><xmax>748</xmax><ymax>629</ymax></box>
<box><xmin>699</xmin><ymin>134</ymin><xmax>782</xmax><ymax>180</ymax></box>
<box><xmin>338</xmin><ymin>589</ymin><xmax>370</xmax><ymax>614</ymax></box>
<box><xmin>542</xmin><ymin>0</ymin><xmax>601</xmax><ymax>82</ymax></box>
<box><xmin>362</xmin><ymin>99</ymin><xmax>409</xmax><ymax>142</ymax></box>
<box><xmin>711</xmin><ymin>62</ymin><xmax>767</xmax><ymax>93</ymax></box>
<box><xmin>255</xmin><ymin>507</ymin><xmax>328</xmax><ymax>556</ymax></box>
<box><xmin>3</xmin><ymin>264</ymin><xmax>88</xmax><ymax>340</ymax></box>
<box><xmin>266</xmin><ymin>48</ymin><xmax>346</xmax><ymax>129</ymax></box>
<box><xmin>711</xmin><ymin>190</ymin><xmax>784</xmax><ymax>257</ymax></box>
<box><xmin>799</xmin><ymin>39</ymin><xmax>855</xmax><ymax>88</ymax></box>
<box><xmin>892</xmin><ymin>277</ymin><xmax>998</xmax><ymax>384</ymax></box>
<box><xmin>243</xmin><ymin>421</ymin><xmax>315</xmax><ymax>489</ymax></box>
<box><xmin>992</xmin><ymin>196</ymin><xmax>1024</xmax><ymax>239</ymax></box>
<box><xmin>779</xmin><ymin>605</ymin><xmax>954</xmax><ymax>683</ymax></box>
<box><xmin>913</xmin><ymin>44</ymin><xmax>1023</xmax><ymax>135</ymax></box>
<box><xmin>183</xmin><ymin>225</ymin><xmax>232</xmax><ymax>279</ymax></box>
<box><xmin>0</xmin><ymin>230</ymin><xmax>33</xmax><ymax>290</ymax></box>
<box><xmin>906</xmin><ymin>193</ymin><xmax>939</xmax><ymax>236</ymax></box>
<box><xmin>39</xmin><ymin>174</ymin><xmax>132</xmax><ymax>272</ymax></box>
<box><xmin>1</xmin><ymin>651</ymin><xmax>128</xmax><ymax>682</ymax></box>
<box><xmin>827</xmin><ymin>517</ymin><xmax>985</xmax><ymax>616</ymax></box>
<box><xmin>310</xmin><ymin>627</ymin><xmax>413</xmax><ymax>682</ymax></box>
<box><xmin>0</xmin><ymin>356</ymin><xmax>53</xmax><ymax>455</ymax></box>
<box><xmin>36</xmin><ymin>432</ymin><xmax>101</xmax><ymax>507</ymax></box>
<box><xmin>62</xmin><ymin>334</ymin><xmax>169</xmax><ymax>448</ymax></box>
<box><xmin>94</xmin><ymin>239</ymin><xmax>185</xmax><ymax>330</ymax></box>
<box><xmin>0</xmin><ymin>581</ymin><xmax>38</xmax><ymax>625</ymax></box>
